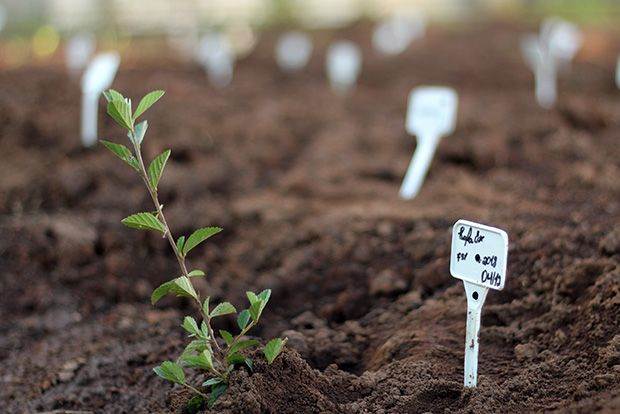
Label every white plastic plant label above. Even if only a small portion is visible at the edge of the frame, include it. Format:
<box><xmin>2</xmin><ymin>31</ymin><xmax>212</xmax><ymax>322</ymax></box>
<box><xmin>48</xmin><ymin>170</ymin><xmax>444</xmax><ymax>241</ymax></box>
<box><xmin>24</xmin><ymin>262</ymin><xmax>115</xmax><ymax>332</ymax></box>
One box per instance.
<box><xmin>450</xmin><ymin>219</ymin><xmax>509</xmax><ymax>388</ymax></box>
<box><xmin>275</xmin><ymin>31</ymin><xmax>313</xmax><ymax>72</ymax></box>
<box><xmin>541</xmin><ymin>18</ymin><xmax>582</xmax><ymax>63</ymax></box>
<box><xmin>399</xmin><ymin>86</ymin><xmax>458</xmax><ymax>199</ymax></box>
<box><xmin>196</xmin><ymin>33</ymin><xmax>234</xmax><ymax>88</ymax></box>
<box><xmin>81</xmin><ymin>52</ymin><xmax>120</xmax><ymax>147</ymax></box>
<box><xmin>372</xmin><ymin>13</ymin><xmax>425</xmax><ymax>56</ymax></box>
<box><xmin>326</xmin><ymin>41</ymin><xmax>361</xmax><ymax>95</ymax></box>
<box><xmin>450</xmin><ymin>219</ymin><xmax>508</xmax><ymax>290</ymax></box>
<box><xmin>66</xmin><ymin>33</ymin><xmax>96</xmax><ymax>75</ymax></box>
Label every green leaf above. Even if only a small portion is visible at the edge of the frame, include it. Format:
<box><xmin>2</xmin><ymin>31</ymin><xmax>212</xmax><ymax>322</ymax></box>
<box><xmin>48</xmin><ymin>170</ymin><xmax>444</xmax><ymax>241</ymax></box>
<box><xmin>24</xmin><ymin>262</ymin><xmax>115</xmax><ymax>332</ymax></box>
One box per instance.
<box><xmin>107</xmin><ymin>98</ymin><xmax>133</xmax><ymax>130</ymax></box>
<box><xmin>263</xmin><ymin>338</ymin><xmax>285</xmax><ymax>364</ymax></box>
<box><xmin>121</xmin><ymin>212</ymin><xmax>165</xmax><ymax>233</ymax></box>
<box><xmin>246</xmin><ymin>291</ymin><xmax>259</xmax><ymax>306</ymax></box>
<box><xmin>179</xmin><ymin>340</ymin><xmax>207</xmax><ymax>361</ymax></box>
<box><xmin>176</xmin><ymin>236</ymin><xmax>185</xmax><ymax>253</ymax></box>
<box><xmin>202</xmin><ymin>296</ymin><xmax>210</xmax><ymax>315</ymax></box>
<box><xmin>132</xmin><ymin>120</ymin><xmax>148</xmax><ymax>146</ymax></box>
<box><xmin>182</xmin><ymin>316</ymin><xmax>200</xmax><ymax>336</ymax></box>
<box><xmin>182</xmin><ymin>227</ymin><xmax>223</xmax><ymax>256</ymax></box>
<box><xmin>202</xmin><ymin>377</ymin><xmax>223</xmax><ymax>387</ymax></box>
<box><xmin>245</xmin><ymin>358</ymin><xmax>253</xmax><ymax>371</ymax></box>
<box><xmin>219</xmin><ymin>330</ymin><xmax>233</xmax><ymax>346</ymax></box>
<box><xmin>153</xmin><ymin>361</ymin><xmax>185</xmax><ymax>384</ymax></box>
<box><xmin>187</xmin><ymin>269</ymin><xmax>205</xmax><ymax>278</ymax></box>
<box><xmin>258</xmin><ymin>289</ymin><xmax>271</xmax><ymax>303</ymax></box>
<box><xmin>226</xmin><ymin>353</ymin><xmax>245</xmax><ymax>365</ymax></box>
<box><xmin>210</xmin><ymin>302</ymin><xmax>236</xmax><ymax>318</ymax></box>
<box><xmin>208</xmin><ymin>383</ymin><xmax>227</xmax><ymax>408</ymax></box>
<box><xmin>151</xmin><ymin>276</ymin><xmax>198</xmax><ymax>304</ymax></box>
<box><xmin>200</xmin><ymin>321</ymin><xmax>210</xmax><ymax>339</ymax></box>
<box><xmin>103</xmin><ymin>89</ymin><xmax>124</xmax><ymax>102</ymax></box>
<box><xmin>100</xmin><ymin>140</ymin><xmax>139</xmax><ymax>171</ymax></box>
<box><xmin>228</xmin><ymin>339</ymin><xmax>259</xmax><ymax>355</ymax></box>
<box><xmin>185</xmin><ymin>395</ymin><xmax>205</xmax><ymax>414</ymax></box>
<box><xmin>134</xmin><ymin>90</ymin><xmax>165</xmax><ymax>120</ymax></box>
<box><xmin>181</xmin><ymin>349</ymin><xmax>213</xmax><ymax>370</ymax></box>
<box><xmin>237</xmin><ymin>309</ymin><xmax>251</xmax><ymax>330</ymax></box>
<box><xmin>147</xmin><ymin>149</ymin><xmax>171</xmax><ymax>190</ymax></box>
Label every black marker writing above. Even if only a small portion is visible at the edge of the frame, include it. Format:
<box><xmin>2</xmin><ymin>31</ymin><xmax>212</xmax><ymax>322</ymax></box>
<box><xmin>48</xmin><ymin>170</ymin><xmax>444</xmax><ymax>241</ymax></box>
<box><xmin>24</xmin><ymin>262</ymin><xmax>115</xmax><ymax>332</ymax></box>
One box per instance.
<box><xmin>457</xmin><ymin>252</ymin><xmax>468</xmax><ymax>262</ymax></box>
<box><xmin>481</xmin><ymin>270</ymin><xmax>501</xmax><ymax>287</ymax></box>
<box><xmin>458</xmin><ymin>226</ymin><xmax>485</xmax><ymax>247</ymax></box>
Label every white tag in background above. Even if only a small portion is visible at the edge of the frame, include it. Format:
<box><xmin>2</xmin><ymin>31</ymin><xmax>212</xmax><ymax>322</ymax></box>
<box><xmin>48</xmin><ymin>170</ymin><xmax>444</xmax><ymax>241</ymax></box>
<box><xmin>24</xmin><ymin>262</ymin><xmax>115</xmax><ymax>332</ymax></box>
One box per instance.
<box><xmin>399</xmin><ymin>86</ymin><xmax>458</xmax><ymax>200</ymax></box>
<box><xmin>196</xmin><ymin>33</ymin><xmax>234</xmax><ymax>89</ymax></box>
<box><xmin>80</xmin><ymin>52</ymin><xmax>121</xmax><ymax>147</ymax></box>
<box><xmin>325</xmin><ymin>41</ymin><xmax>362</xmax><ymax>95</ymax></box>
<box><xmin>372</xmin><ymin>12</ymin><xmax>425</xmax><ymax>56</ymax></box>
<box><xmin>450</xmin><ymin>219</ymin><xmax>509</xmax><ymax>388</ymax></box>
<box><xmin>0</xmin><ymin>4</ymin><xmax>7</xmax><ymax>33</ymax></box>
<box><xmin>275</xmin><ymin>31</ymin><xmax>313</xmax><ymax>73</ymax></box>
<box><xmin>520</xmin><ymin>17</ymin><xmax>582</xmax><ymax>109</ymax></box>
<box><xmin>66</xmin><ymin>33</ymin><xmax>96</xmax><ymax>76</ymax></box>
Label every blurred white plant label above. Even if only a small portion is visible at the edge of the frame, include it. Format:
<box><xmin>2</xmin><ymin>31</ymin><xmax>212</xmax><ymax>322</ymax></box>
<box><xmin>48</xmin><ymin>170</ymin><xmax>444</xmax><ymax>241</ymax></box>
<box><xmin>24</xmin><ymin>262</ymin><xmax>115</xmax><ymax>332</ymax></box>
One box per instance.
<box><xmin>276</xmin><ymin>31</ymin><xmax>313</xmax><ymax>72</ymax></box>
<box><xmin>66</xmin><ymin>33</ymin><xmax>96</xmax><ymax>75</ymax></box>
<box><xmin>81</xmin><ymin>52</ymin><xmax>120</xmax><ymax>147</ymax></box>
<box><xmin>196</xmin><ymin>33</ymin><xmax>234</xmax><ymax>88</ymax></box>
<box><xmin>399</xmin><ymin>86</ymin><xmax>458</xmax><ymax>199</ymax></box>
<box><xmin>372</xmin><ymin>13</ymin><xmax>425</xmax><ymax>56</ymax></box>
<box><xmin>450</xmin><ymin>220</ymin><xmax>508</xmax><ymax>290</ymax></box>
<box><xmin>326</xmin><ymin>41</ymin><xmax>361</xmax><ymax>94</ymax></box>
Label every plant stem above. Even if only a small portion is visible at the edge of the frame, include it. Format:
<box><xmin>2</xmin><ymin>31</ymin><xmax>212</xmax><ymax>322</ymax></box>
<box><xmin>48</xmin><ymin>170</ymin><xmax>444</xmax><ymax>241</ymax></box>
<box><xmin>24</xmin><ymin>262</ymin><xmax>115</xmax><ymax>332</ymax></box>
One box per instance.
<box><xmin>183</xmin><ymin>383</ymin><xmax>208</xmax><ymax>399</ymax></box>
<box><xmin>132</xmin><ymin>140</ymin><xmax>221</xmax><ymax>352</ymax></box>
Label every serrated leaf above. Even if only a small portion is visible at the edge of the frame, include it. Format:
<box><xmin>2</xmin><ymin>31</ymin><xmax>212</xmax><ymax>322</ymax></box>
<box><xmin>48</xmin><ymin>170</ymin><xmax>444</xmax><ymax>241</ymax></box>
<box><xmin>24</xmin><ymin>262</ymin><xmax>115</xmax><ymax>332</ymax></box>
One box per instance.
<box><xmin>176</xmin><ymin>236</ymin><xmax>186</xmax><ymax>253</ymax></box>
<box><xmin>103</xmin><ymin>89</ymin><xmax>124</xmax><ymax>102</ymax></box>
<box><xmin>228</xmin><ymin>339</ymin><xmax>259</xmax><ymax>356</ymax></box>
<box><xmin>210</xmin><ymin>302</ymin><xmax>236</xmax><ymax>318</ymax></box>
<box><xmin>179</xmin><ymin>340</ymin><xmax>207</xmax><ymax>361</ymax></box>
<box><xmin>188</xmin><ymin>269</ymin><xmax>205</xmax><ymax>278</ymax></box>
<box><xmin>263</xmin><ymin>338</ymin><xmax>285</xmax><ymax>364</ymax></box>
<box><xmin>246</xmin><ymin>291</ymin><xmax>259</xmax><ymax>306</ymax></box>
<box><xmin>132</xmin><ymin>120</ymin><xmax>148</xmax><ymax>146</ymax></box>
<box><xmin>182</xmin><ymin>349</ymin><xmax>213</xmax><ymax>370</ymax></box>
<box><xmin>100</xmin><ymin>140</ymin><xmax>139</xmax><ymax>171</ymax></box>
<box><xmin>134</xmin><ymin>90</ymin><xmax>165</xmax><ymax>120</ymax></box>
<box><xmin>237</xmin><ymin>309</ymin><xmax>251</xmax><ymax>330</ymax></box>
<box><xmin>208</xmin><ymin>382</ymin><xmax>227</xmax><ymax>408</ymax></box>
<box><xmin>151</xmin><ymin>276</ymin><xmax>198</xmax><ymax>304</ymax></box>
<box><xmin>226</xmin><ymin>353</ymin><xmax>245</xmax><ymax>365</ymax></box>
<box><xmin>219</xmin><ymin>330</ymin><xmax>233</xmax><ymax>346</ymax></box>
<box><xmin>147</xmin><ymin>149</ymin><xmax>170</xmax><ymax>190</ymax></box>
<box><xmin>153</xmin><ymin>361</ymin><xmax>185</xmax><ymax>384</ymax></box>
<box><xmin>121</xmin><ymin>212</ymin><xmax>165</xmax><ymax>233</ymax></box>
<box><xmin>202</xmin><ymin>378</ymin><xmax>222</xmax><ymax>387</ymax></box>
<box><xmin>182</xmin><ymin>316</ymin><xmax>200</xmax><ymax>336</ymax></box>
<box><xmin>183</xmin><ymin>227</ymin><xmax>223</xmax><ymax>256</ymax></box>
<box><xmin>258</xmin><ymin>289</ymin><xmax>271</xmax><ymax>303</ymax></box>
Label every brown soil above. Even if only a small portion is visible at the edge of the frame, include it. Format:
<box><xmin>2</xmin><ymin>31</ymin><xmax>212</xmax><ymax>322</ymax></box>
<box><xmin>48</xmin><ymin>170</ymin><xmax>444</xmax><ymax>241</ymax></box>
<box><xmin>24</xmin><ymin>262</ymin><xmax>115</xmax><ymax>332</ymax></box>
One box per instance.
<box><xmin>1</xmin><ymin>23</ymin><xmax>619</xmax><ymax>413</ymax></box>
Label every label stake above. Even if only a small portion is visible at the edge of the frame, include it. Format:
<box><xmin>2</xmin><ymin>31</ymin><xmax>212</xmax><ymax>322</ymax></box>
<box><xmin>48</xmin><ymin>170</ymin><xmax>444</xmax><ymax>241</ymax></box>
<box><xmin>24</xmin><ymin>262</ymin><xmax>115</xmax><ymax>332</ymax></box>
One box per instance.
<box><xmin>400</xmin><ymin>86</ymin><xmax>458</xmax><ymax>199</ymax></box>
<box><xmin>450</xmin><ymin>219</ymin><xmax>508</xmax><ymax>387</ymax></box>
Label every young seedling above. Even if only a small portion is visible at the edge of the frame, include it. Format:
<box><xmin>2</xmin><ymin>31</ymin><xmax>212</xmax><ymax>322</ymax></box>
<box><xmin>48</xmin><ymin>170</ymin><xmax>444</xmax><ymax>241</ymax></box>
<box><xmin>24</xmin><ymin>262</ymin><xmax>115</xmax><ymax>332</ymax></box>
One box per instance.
<box><xmin>275</xmin><ymin>31</ymin><xmax>313</xmax><ymax>73</ymax></box>
<box><xmin>450</xmin><ymin>219</ymin><xmax>508</xmax><ymax>387</ymax></box>
<box><xmin>399</xmin><ymin>86</ymin><xmax>458</xmax><ymax>199</ymax></box>
<box><xmin>81</xmin><ymin>52</ymin><xmax>120</xmax><ymax>147</ymax></box>
<box><xmin>100</xmin><ymin>89</ymin><xmax>285</xmax><ymax>408</ymax></box>
<box><xmin>326</xmin><ymin>40</ymin><xmax>362</xmax><ymax>95</ymax></box>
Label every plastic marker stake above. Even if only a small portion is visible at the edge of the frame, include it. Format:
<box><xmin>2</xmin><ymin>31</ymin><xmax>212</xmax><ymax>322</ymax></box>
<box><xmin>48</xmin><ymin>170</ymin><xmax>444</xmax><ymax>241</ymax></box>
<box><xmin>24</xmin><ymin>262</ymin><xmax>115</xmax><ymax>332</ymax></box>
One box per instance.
<box><xmin>275</xmin><ymin>31</ymin><xmax>313</xmax><ymax>72</ymax></box>
<box><xmin>399</xmin><ymin>87</ymin><xmax>458</xmax><ymax>199</ymax></box>
<box><xmin>66</xmin><ymin>33</ymin><xmax>96</xmax><ymax>76</ymax></box>
<box><xmin>450</xmin><ymin>219</ymin><xmax>508</xmax><ymax>388</ymax></box>
<box><xmin>372</xmin><ymin>13</ymin><xmax>425</xmax><ymax>56</ymax></box>
<box><xmin>80</xmin><ymin>52</ymin><xmax>120</xmax><ymax>147</ymax></box>
<box><xmin>521</xmin><ymin>18</ymin><xmax>582</xmax><ymax>109</ymax></box>
<box><xmin>196</xmin><ymin>33</ymin><xmax>234</xmax><ymax>88</ymax></box>
<box><xmin>326</xmin><ymin>41</ymin><xmax>361</xmax><ymax>95</ymax></box>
